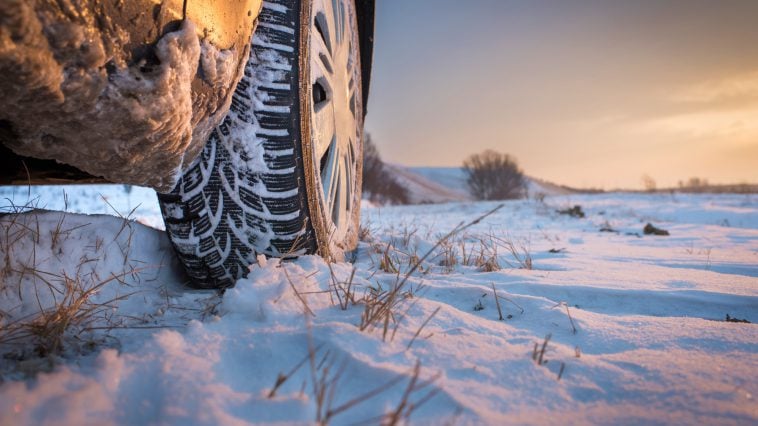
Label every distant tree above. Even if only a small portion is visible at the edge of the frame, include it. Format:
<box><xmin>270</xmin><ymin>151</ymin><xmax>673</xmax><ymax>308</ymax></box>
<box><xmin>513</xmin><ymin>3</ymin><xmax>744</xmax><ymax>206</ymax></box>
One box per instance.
<box><xmin>463</xmin><ymin>150</ymin><xmax>525</xmax><ymax>200</ymax></box>
<box><xmin>688</xmin><ymin>177</ymin><xmax>708</xmax><ymax>189</ymax></box>
<box><xmin>362</xmin><ymin>134</ymin><xmax>409</xmax><ymax>205</ymax></box>
<box><xmin>679</xmin><ymin>177</ymin><xmax>710</xmax><ymax>192</ymax></box>
<box><xmin>641</xmin><ymin>174</ymin><xmax>656</xmax><ymax>192</ymax></box>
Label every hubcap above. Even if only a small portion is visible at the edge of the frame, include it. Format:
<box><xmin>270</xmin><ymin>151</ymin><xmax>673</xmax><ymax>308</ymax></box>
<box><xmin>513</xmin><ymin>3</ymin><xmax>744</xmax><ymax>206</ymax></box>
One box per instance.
<box><xmin>309</xmin><ymin>0</ymin><xmax>362</xmax><ymax>246</ymax></box>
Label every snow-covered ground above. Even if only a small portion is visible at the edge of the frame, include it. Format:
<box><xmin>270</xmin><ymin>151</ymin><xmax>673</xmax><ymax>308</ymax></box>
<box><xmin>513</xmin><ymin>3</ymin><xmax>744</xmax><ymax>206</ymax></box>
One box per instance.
<box><xmin>1</xmin><ymin>186</ymin><xmax>756</xmax><ymax>425</ymax></box>
<box><xmin>384</xmin><ymin>165</ymin><xmax>473</xmax><ymax>204</ymax></box>
<box><xmin>0</xmin><ymin>184</ymin><xmax>165</xmax><ymax>230</ymax></box>
<box><xmin>389</xmin><ymin>166</ymin><xmax>577</xmax><ymax>204</ymax></box>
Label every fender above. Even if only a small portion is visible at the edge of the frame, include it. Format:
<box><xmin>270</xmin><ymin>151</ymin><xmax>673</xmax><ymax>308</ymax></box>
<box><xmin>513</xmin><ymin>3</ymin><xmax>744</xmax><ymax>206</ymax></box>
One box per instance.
<box><xmin>0</xmin><ymin>0</ymin><xmax>376</xmax><ymax>186</ymax></box>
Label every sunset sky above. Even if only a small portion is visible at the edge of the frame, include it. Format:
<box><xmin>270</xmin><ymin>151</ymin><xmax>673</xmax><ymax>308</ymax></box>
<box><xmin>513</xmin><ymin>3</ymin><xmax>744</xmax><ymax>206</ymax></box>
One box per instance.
<box><xmin>363</xmin><ymin>0</ymin><xmax>758</xmax><ymax>189</ymax></box>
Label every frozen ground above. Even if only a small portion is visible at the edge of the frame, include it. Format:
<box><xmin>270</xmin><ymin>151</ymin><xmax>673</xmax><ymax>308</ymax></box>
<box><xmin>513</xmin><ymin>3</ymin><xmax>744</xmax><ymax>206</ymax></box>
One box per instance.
<box><xmin>0</xmin><ymin>186</ymin><xmax>756</xmax><ymax>425</ymax></box>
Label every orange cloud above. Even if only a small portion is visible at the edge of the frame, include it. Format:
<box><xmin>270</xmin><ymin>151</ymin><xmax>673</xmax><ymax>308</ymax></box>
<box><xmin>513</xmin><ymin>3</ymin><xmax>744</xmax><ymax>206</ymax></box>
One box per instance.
<box><xmin>672</xmin><ymin>71</ymin><xmax>758</xmax><ymax>104</ymax></box>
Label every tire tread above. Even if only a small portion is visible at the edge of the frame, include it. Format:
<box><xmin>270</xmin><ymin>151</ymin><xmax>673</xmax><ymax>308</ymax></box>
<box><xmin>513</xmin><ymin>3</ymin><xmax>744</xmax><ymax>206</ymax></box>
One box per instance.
<box><xmin>158</xmin><ymin>0</ymin><xmax>314</xmax><ymax>289</ymax></box>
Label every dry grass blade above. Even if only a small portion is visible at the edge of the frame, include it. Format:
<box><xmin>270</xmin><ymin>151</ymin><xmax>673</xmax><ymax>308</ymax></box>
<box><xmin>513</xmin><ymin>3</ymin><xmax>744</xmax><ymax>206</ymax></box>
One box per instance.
<box><xmin>327</xmin><ymin>262</ymin><xmax>357</xmax><ymax>310</ymax></box>
<box><xmin>532</xmin><ymin>334</ymin><xmax>551</xmax><ymax>366</ymax></box>
<box><xmin>531</xmin><ymin>333</ymin><xmax>568</xmax><ymax>381</ymax></box>
<box><xmin>390</xmin><ymin>286</ymin><xmax>428</xmax><ymax>343</ymax></box>
<box><xmin>304</xmin><ymin>316</ymin><xmax>441</xmax><ymax>425</ymax></box>
<box><xmin>324</xmin><ymin>369</ymin><xmax>406</xmax><ymax>422</ymax></box>
<box><xmin>358</xmin><ymin>224</ymin><xmax>373</xmax><ymax>242</ymax></box>
<box><xmin>345</xmin><ymin>361</ymin><xmax>441</xmax><ymax>426</ymax></box>
<box><xmin>406</xmin><ymin>306</ymin><xmax>440</xmax><ymax>350</ymax></box>
<box><xmin>564</xmin><ymin>304</ymin><xmax>577</xmax><ymax>334</ymax></box>
<box><xmin>552</xmin><ymin>301</ymin><xmax>578</xmax><ymax>334</ymax></box>
<box><xmin>281</xmin><ymin>265</ymin><xmax>315</xmax><ymax>317</ymax></box>
<box><xmin>495</xmin><ymin>292</ymin><xmax>524</xmax><ymax>315</ymax></box>
<box><xmin>269</xmin><ymin>343</ymin><xmax>325</xmax><ymax>398</ymax></box>
<box><xmin>491</xmin><ymin>283</ymin><xmax>504</xmax><ymax>321</ymax></box>
<box><xmin>379</xmin><ymin>243</ymin><xmax>399</xmax><ymax>274</ymax></box>
<box><xmin>381</xmin><ymin>360</ymin><xmax>441</xmax><ymax>426</ymax></box>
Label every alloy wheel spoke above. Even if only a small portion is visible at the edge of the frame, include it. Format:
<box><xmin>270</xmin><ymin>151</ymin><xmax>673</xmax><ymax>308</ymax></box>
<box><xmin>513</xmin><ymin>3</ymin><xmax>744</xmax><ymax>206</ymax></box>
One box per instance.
<box><xmin>321</xmin><ymin>139</ymin><xmax>339</xmax><ymax>213</ymax></box>
<box><xmin>330</xmin><ymin>0</ymin><xmax>342</xmax><ymax>44</ymax></box>
<box><xmin>325</xmin><ymin>0</ymin><xmax>340</xmax><ymax>48</ymax></box>
<box><xmin>343</xmin><ymin>145</ymin><xmax>352</xmax><ymax>213</ymax></box>
<box><xmin>312</xmin><ymin>102</ymin><xmax>335</xmax><ymax>161</ymax></box>
<box><xmin>347</xmin><ymin>77</ymin><xmax>356</xmax><ymax>118</ymax></box>
<box><xmin>311</xmin><ymin>25</ymin><xmax>335</xmax><ymax>79</ymax></box>
<box><xmin>335</xmin><ymin>154</ymin><xmax>348</xmax><ymax>225</ymax></box>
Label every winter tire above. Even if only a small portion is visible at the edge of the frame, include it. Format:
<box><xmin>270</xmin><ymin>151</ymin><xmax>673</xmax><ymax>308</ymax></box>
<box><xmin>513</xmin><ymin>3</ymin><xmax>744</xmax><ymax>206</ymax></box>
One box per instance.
<box><xmin>158</xmin><ymin>0</ymin><xmax>364</xmax><ymax>289</ymax></box>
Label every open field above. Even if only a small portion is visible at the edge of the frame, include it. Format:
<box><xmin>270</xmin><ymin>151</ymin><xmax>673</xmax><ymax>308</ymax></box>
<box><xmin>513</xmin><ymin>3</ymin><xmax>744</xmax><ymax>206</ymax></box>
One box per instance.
<box><xmin>1</xmin><ymin>187</ymin><xmax>756</xmax><ymax>424</ymax></box>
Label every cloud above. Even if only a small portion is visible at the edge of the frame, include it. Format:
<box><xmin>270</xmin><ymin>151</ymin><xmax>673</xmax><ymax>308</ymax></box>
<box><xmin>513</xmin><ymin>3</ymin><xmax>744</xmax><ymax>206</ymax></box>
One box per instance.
<box><xmin>632</xmin><ymin>71</ymin><xmax>758</xmax><ymax>140</ymax></box>
<box><xmin>671</xmin><ymin>70</ymin><xmax>758</xmax><ymax>104</ymax></box>
<box><xmin>642</xmin><ymin>107</ymin><xmax>758</xmax><ymax>139</ymax></box>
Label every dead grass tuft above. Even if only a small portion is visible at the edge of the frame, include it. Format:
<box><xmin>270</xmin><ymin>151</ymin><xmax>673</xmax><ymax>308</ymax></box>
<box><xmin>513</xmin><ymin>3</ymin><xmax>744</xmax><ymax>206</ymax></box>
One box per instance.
<box><xmin>378</xmin><ymin>243</ymin><xmax>400</xmax><ymax>274</ymax></box>
<box><xmin>0</xmin><ymin>197</ymin><xmax>158</xmax><ymax>369</ymax></box>
<box><xmin>0</xmin><ymin>269</ymin><xmax>137</xmax><ymax>357</ymax></box>
<box><xmin>493</xmin><ymin>234</ymin><xmax>533</xmax><ymax>270</ymax></box>
<box><xmin>358</xmin><ymin>205</ymin><xmax>504</xmax><ymax>341</ymax></box>
<box><xmin>327</xmin><ymin>263</ymin><xmax>358</xmax><ymax>311</ymax></box>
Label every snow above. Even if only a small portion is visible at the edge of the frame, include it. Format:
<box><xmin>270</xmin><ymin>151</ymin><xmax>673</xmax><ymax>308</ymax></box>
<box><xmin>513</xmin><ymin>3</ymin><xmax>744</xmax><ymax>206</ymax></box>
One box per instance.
<box><xmin>379</xmin><ymin>165</ymin><xmax>471</xmax><ymax>204</ymax></box>
<box><xmin>1</xmin><ymin>187</ymin><xmax>756</xmax><ymax>424</ymax></box>
<box><xmin>389</xmin><ymin>166</ymin><xmax>577</xmax><ymax>204</ymax></box>
<box><xmin>0</xmin><ymin>185</ymin><xmax>165</xmax><ymax>230</ymax></box>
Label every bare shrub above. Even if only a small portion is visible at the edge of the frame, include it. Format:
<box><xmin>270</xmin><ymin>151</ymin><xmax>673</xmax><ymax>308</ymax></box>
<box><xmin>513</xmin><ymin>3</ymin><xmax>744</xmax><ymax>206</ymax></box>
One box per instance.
<box><xmin>362</xmin><ymin>134</ymin><xmax>410</xmax><ymax>205</ymax></box>
<box><xmin>463</xmin><ymin>150</ymin><xmax>526</xmax><ymax>200</ymax></box>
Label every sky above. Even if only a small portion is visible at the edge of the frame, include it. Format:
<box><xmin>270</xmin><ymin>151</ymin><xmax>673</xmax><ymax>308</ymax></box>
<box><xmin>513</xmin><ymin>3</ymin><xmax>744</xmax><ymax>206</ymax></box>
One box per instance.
<box><xmin>363</xmin><ymin>0</ymin><xmax>758</xmax><ymax>189</ymax></box>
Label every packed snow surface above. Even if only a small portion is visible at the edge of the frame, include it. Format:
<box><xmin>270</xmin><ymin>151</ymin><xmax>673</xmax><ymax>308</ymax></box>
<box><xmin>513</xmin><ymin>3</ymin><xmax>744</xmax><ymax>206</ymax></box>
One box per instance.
<box><xmin>0</xmin><ymin>187</ymin><xmax>756</xmax><ymax>424</ymax></box>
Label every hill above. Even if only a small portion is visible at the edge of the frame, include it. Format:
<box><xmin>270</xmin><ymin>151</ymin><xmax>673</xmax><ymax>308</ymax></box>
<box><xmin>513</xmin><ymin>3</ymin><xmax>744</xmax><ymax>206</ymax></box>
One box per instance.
<box><xmin>381</xmin><ymin>165</ymin><xmax>577</xmax><ymax>204</ymax></box>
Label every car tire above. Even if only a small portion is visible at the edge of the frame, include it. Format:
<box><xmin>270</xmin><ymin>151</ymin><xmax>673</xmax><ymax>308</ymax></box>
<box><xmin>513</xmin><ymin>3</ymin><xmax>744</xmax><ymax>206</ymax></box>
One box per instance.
<box><xmin>158</xmin><ymin>0</ymin><xmax>364</xmax><ymax>289</ymax></box>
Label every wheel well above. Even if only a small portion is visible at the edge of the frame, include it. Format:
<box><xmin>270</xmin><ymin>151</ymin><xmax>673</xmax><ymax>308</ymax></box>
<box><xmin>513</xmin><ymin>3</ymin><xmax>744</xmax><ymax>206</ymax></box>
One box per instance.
<box><xmin>355</xmin><ymin>0</ymin><xmax>375</xmax><ymax>117</ymax></box>
<box><xmin>0</xmin><ymin>121</ymin><xmax>108</xmax><ymax>186</ymax></box>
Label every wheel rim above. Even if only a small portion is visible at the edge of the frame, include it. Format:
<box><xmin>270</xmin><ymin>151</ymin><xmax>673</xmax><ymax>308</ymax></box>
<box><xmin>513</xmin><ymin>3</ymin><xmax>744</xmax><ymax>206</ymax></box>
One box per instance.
<box><xmin>307</xmin><ymin>0</ymin><xmax>362</xmax><ymax>255</ymax></box>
